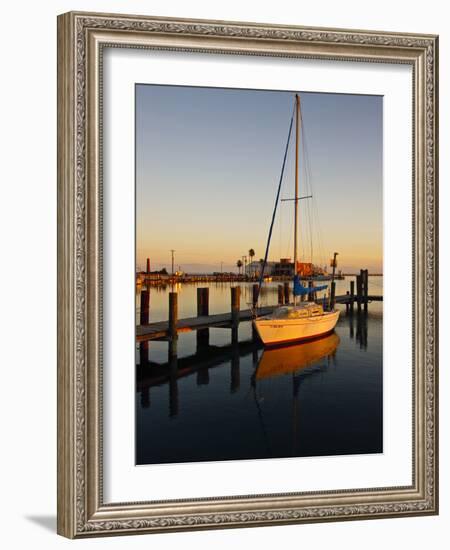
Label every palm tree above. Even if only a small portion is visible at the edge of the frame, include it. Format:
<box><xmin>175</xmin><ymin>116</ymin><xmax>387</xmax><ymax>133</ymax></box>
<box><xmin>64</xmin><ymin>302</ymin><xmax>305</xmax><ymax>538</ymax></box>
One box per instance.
<box><xmin>236</xmin><ymin>259</ymin><xmax>243</xmax><ymax>275</ymax></box>
<box><xmin>248</xmin><ymin>248</ymin><xmax>255</xmax><ymax>277</ymax></box>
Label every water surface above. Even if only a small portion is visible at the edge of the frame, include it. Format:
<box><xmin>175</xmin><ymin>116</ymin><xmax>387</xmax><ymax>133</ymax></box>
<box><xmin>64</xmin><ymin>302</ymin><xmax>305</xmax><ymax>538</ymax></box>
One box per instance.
<box><xmin>136</xmin><ymin>278</ymin><xmax>383</xmax><ymax>464</ymax></box>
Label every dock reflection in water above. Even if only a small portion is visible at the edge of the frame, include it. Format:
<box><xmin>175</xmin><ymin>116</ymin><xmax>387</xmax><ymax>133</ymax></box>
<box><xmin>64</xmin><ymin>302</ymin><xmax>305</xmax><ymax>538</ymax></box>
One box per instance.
<box><xmin>136</xmin><ymin>308</ymin><xmax>382</xmax><ymax>465</ymax></box>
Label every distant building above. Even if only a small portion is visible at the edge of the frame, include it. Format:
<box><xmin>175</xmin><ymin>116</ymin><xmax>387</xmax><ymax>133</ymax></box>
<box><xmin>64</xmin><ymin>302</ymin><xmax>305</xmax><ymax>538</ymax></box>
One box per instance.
<box><xmin>246</xmin><ymin>261</ymin><xmax>276</xmax><ymax>277</ymax></box>
<box><xmin>273</xmin><ymin>258</ymin><xmax>293</xmax><ymax>277</ymax></box>
<box><xmin>247</xmin><ymin>258</ymin><xmax>324</xmax><ymax>278</ymax></box>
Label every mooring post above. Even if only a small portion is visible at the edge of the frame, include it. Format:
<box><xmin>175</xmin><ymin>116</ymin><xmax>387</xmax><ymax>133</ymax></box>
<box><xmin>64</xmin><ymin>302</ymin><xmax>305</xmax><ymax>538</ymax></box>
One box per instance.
<box><xmin>231</xmin><ymin>286</ymin><xmax>241</xmax><ymax>324</ymax></box>
<box><xmin>356</xmin><ymin>273</ymin><xmax>362</xmax><ymax>312</ymax></box>
<box><xmin>284</xmin><ymin>281</ymin><xmax>290</xmax><ymax>304</ymax></box>
<box><xmin>329</xmin><ymin>251</ymin><xmax>339</xmax><ymax>311</ymax></box>
<box><xmin>278</xmin><ymin>284</ymin><xmax>284</xmax><ymax>305</ymax></box>
<box><xmin>197</xmin><ymin>287</ymin><xmax>209</xmax><ymax>316</ymax></box>
<box><xmin>363</xmin><ymin>269</ymin><xmax>369</xmax><ymax>312</ymax></box>
<box><xmin>252</xmin><ymin>283</ymin><xmax>259</xmax><ymax>309</ymax></box>
<box><xmin>350</xmin><ymin>280</ymin><xmax>355</xmax><ymax>314</ymax></box>
<box><xmin>330</xmin><ymin>281</ymin><xmax>336</xmax><ymax>310</ymax></box>
<box><xmin>345</xmin><ymin>291</ymin><xmax>350</xmax><ymax>314</ymax></box>
<box><xmin>169</xmin><ymin>292</ymin><xmax>178</xmax><ymax>339</ymax></box>
<box><xmin>231</xmin><ymin>286</ymin><xmax>240</xmax><ymax>344</ymax></box>
<box><xmin>196</xmin><ymin>288</ymin><xmax>210</xmax><ymax>351</ymax></box>
<box><xmin>140</xmin><ymin>289</ymin><xmax>150</xmax><ymax>325</ymax></box>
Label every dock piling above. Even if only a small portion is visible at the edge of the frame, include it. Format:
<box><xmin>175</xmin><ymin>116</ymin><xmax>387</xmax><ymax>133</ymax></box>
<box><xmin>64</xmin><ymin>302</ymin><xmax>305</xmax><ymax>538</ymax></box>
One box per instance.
<box><xmin>252</xmin><ymin>283</ymin><xmax>259</xmax><ymax>309</ymax></box>
<box><xmin>356</xmin><ymin>274</ymin><xmax>362</xmax><ymax>312</ymax></box>
<box><xmin>169</xmin><ymin>292</ymin><xmax>178</xmax><ymax>339</ymax></box>
<box><xmin>231</xmin><ymin>286</ymin><xmax>241</xmax><ymax>321</ymax></box>
<box><xmin>231</xmin><ymin>286</ymin><xmax>240</xmax><ymax>325</ymax></box>
<box><xmin>350</xmin><ymin>280</ymin><xmax>355</xmax><ymax>314</ymax></box>
<box><xmin>196</xmin><ymin>288</ymin><xmax>210</xmax><ymax>350</ymax></box>
<box><xmin>140</xmin><ymin>289</ymin><xmax>150</xmax><ymax>325</ymax></box>
<box><xmin>197</xmin><ymin>287</ymin><xmax>209</xmax><ymax>316</ymax></box>
<box><xmin>231</xmin><ymin>286</ymin><xmax>241</xmax><ymax>344</ymax></box>
<box><xmin>330</xmin><ymin>281</ymin><xmax>336</xmax><ymax>310</ymax></box>
<box><xmin>363</xmin><ymin>269</ymin><xmax>369</xmax><ymax>312</ymax></box>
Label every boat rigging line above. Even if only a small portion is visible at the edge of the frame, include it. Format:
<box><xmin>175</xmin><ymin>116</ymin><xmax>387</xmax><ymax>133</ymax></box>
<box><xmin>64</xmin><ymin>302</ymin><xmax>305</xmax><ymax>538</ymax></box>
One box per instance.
<box><xmin>255</xmin><ymin>102</ymin><xmax>296</xmax><ymax>303</ymax></box>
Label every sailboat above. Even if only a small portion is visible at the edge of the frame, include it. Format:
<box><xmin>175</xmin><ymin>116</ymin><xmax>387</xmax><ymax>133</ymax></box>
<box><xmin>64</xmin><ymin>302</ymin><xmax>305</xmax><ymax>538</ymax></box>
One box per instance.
<box><xmin>253</xmin><ymin>94</ymin><xmax>340</xmax><ymax>347</ymax></box>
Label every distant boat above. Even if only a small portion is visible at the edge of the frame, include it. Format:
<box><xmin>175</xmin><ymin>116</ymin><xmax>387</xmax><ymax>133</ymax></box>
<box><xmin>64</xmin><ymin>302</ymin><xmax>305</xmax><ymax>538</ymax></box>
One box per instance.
<box><xmin>253</xmin><ymin>94</ymin><xmax>340</xmax><ymax>347</ymax></box>
<box><xmin>256</xmin><ymin>332</ymin><xmax>340</xmax><ymax>380</ymax></box>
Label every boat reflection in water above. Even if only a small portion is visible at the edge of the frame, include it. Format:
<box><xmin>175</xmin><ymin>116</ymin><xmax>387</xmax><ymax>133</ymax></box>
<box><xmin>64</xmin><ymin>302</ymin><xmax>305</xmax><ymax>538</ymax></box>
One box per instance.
<box><xmin>255</xmin><ymin>332</ymin><xmax>340</xmax><ymax>381</ymax></box>
<box><xmin>252</xmin><ymin>332</ymin><xmax>340</xmax><ymax>458</ymax></box>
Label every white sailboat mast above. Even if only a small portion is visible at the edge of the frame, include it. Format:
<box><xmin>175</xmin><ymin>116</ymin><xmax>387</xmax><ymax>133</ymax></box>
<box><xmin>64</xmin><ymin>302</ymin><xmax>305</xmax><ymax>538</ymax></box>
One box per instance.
<box><xmin>294</xmin><ymin>94</ymin><xmax>300</xmax><ymax>303</ymax></box>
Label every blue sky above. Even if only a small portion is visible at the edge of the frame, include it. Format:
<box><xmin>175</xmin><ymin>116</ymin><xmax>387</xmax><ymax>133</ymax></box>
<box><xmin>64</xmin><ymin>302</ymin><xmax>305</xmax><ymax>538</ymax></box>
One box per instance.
<box><xmin>136</xmin><ymin>84</ymin><xmax>382</xmax><ymax>273</ymax></box>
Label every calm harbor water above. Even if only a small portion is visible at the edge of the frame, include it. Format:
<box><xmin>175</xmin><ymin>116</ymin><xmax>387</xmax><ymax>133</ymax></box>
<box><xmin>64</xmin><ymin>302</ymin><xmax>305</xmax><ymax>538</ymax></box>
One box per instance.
<box><xmin>136</xmin><ymin>277</ymin><xmax>383</xmax><ymax>465</ymax></box>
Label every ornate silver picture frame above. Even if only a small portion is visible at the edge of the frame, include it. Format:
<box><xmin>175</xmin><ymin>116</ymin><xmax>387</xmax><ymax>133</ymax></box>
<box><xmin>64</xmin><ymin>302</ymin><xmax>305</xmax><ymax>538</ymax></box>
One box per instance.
<box><xmin>57</xmin><ymin>11</ymin><xmax>438</xmax><ymax>538</ymax></box>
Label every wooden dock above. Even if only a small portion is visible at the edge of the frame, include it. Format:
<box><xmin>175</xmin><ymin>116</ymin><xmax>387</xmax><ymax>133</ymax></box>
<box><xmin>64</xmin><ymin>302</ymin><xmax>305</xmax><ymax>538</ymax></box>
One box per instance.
<box><xmin>136</xmin><ymin>306</ymin><xmax>276</xmax><ymax>341</ymax></box>
<box><xmin>137</xmin><ymin>288</ymin><xmax>382</xmax><ymax>342</ymax></box>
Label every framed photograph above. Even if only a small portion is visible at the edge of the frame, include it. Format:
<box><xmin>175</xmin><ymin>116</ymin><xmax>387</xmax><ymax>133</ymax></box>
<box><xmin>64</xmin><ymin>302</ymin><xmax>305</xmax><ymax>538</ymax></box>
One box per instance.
<box><xmin>57</xmin><ymin>11</ymin><xmax>439</xmax><ymax>538</ymax></box>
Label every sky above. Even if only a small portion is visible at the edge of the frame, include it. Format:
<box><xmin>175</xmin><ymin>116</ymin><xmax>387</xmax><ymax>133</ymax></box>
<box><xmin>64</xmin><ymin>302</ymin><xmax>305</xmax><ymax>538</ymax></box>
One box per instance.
<box><xmin>136</xmin><ymin>85</ymin><xmax>383</xmax><ymax>274</ymax></box>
